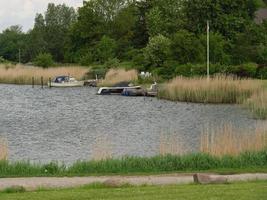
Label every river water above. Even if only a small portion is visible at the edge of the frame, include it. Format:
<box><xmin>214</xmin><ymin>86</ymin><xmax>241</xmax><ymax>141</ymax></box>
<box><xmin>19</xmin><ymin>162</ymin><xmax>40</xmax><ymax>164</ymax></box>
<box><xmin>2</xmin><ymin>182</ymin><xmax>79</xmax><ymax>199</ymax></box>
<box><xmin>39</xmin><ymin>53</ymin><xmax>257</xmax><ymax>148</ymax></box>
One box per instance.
<box><xmin>0</xmin><ymin>84</ymin><xmax>263</xmax><ymax>164</ymax></box>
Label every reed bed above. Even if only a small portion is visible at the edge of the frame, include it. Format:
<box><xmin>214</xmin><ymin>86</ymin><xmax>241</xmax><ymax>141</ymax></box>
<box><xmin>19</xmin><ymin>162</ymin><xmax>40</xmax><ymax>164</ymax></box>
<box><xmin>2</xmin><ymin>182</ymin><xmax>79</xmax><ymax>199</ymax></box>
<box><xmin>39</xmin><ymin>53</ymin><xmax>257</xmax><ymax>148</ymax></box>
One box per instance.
<box><xmin>158</xmin><ymin>76</ymin><xmax>263</xmax><ymax>104</ymax></box>
<box><xmin>245</xmin><ymin>90</ymin><xmax>267</xmax><ymax>119</ymax></box>
<box><xmin>99</xmin><ymin>68</ymin><xmax>138</xmax><ymax>86</ymax></box>
<box><xmin>0</xmin><ymin>64</ymin><xmax>89</xmax><ymax>85</ymax></box>
<box><xmin>201</xmin><ymin>124</ymin><xmax>267</xmax><ymax>156</ymax></box>
<box><xmin>0</xmin><ymin>138</ymin><xmax>8</xmax><ymax>161</ymax></box>
<box><xmin>159</xmin><ymin>134</ymin><xmax>188</xmax><ymax>155</ymax></box>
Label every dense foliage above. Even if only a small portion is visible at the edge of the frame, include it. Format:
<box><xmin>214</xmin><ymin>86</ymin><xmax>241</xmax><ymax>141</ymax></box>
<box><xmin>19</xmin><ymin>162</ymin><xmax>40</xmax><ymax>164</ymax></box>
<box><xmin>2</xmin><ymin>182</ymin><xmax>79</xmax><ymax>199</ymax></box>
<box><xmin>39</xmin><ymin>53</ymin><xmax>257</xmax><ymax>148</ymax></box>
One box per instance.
<box><xmin>0</xmin><ymin>0</ymin><xmax>267</xmax><ymax>78</ymax></box>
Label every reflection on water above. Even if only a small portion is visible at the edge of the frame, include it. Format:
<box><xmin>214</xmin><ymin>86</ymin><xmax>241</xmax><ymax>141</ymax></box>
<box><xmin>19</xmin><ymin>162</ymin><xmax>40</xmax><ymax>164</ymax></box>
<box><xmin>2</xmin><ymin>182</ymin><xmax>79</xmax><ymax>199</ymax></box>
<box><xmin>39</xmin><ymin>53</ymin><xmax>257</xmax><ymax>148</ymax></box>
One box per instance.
<box><xmin>0</xmin><ymin>84</ymin><xmax>264</xmax><ymax>164</ymax></box>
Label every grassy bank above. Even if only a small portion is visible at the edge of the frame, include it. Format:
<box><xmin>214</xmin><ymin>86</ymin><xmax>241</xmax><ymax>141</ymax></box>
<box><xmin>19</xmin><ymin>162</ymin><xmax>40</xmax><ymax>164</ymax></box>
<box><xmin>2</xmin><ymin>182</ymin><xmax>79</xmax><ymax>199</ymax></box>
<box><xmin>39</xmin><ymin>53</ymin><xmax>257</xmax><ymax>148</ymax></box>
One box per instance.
<box><xmin>0</xmin><ymin>150</ymin><xmax>267</xmax><ymax>177</ymax></box>
<box><xmin>0</xmin><ymin>181</ymin><xmax>266</xmax><ymax>200</ymax></box>
<box><xmin>0</xmin><ymin>64</ymin><xmax>89</xmax><ymax>85</ymax></box>
<box><xmin>0</xmin><ymin>125</ymin><xmax>266</xmax><ymax>177</ymax></box>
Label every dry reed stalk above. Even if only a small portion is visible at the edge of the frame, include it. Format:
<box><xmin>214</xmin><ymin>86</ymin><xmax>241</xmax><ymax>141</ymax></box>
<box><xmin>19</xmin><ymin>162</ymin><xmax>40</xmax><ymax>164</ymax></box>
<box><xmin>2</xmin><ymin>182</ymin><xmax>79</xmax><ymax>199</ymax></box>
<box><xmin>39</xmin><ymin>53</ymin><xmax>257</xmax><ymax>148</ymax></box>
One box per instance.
<box><xmin>159</xmin><ymin>134</ymin><xmax>187</xmax><ymax>155</ymax></box>
<box><xmin>159</xmin><ymin>75</ymin><xmax>263</xmax><ymax>104</ymax></box>
<box><xmin>245</xmin><ymin>90</ymin><xmax>267</xmax><ymax>119</ymax></box>
<box><xmin>99</xmin><ymin>68</ymin><xmax>138</xmax><ymax>86</ymax></box>
<box><xmin>200</xmin><ymin>124</ymin><xmax>267</xmax><ymax>156</ymax></box>
<box><xmin>0</xmin><ymin>138</ymin><xmax>8</xmax><ymax>160</ymax></box>
<box><xmin>91</xmin><ymin>136</ymin><xmax>113</xmax><ymax>161</ymax></box>
<box><xmin>0</xmin><ymin>64</ymin><xmax>89</xmax><ymax>85</ymax></box>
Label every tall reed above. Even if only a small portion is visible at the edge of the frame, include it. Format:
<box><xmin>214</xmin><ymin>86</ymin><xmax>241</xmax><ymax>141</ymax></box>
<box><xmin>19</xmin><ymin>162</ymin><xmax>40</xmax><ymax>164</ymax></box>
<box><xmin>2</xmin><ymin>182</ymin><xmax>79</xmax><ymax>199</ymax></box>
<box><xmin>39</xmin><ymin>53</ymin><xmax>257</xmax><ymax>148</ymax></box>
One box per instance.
<box><xmin>0</xmin><ymin>64</ymin><xmax>89</xmax><ymax>85</ymax></box>
<box><xmin>99</xmin><ymin>68</ymin><xmax>138</xmax><ymax>86</ymax></box>
<box><xmin>201</xmin><ymin>124</ymin><xmax>267</xmax><ymax>156</ymax></box>
<box><xmin>0</xmin><ymin>138</ymin><xmax>8</xmax><ymax>160</ymax></box>
<box><xmin>245</xmin><ymin>90</ymin><xmax>267</xmax><ymax>119</ymax></box>
<box><xmin>158</xmin><ymin>76</ymin><xmax>262</xmax><ymax>104</ymax></box>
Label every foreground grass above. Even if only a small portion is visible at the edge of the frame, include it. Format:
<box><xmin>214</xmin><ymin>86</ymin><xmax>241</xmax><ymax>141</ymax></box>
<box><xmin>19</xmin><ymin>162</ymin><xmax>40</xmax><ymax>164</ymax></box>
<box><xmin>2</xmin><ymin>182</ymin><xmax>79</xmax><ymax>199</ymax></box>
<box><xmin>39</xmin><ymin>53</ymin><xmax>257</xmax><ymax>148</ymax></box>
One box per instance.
<box><xmin>0</xmin><ymin>181</ymin><xmax>266</xmax><ymax>200</ymax></box>
<box><xmin>1</xmin><ymin>151</ymin><xmax>267</xmax><ymax>177</ymax></box>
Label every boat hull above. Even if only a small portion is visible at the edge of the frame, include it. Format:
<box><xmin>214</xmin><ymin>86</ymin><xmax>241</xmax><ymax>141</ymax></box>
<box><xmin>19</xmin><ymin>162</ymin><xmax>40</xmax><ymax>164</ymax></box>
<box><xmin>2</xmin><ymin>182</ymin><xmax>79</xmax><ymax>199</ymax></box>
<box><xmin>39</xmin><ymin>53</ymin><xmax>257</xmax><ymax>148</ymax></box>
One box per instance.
<box><xmin>48</xmin><ymin>81</ymin><xmax>84</xmax><ymax>87</ymax></box>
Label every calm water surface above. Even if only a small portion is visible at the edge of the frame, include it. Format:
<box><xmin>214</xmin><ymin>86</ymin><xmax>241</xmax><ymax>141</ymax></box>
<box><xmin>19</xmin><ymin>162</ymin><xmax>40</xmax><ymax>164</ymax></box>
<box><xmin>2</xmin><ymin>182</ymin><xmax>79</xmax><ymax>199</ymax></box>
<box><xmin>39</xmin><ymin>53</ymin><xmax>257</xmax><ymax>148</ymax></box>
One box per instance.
<box><xmin>0</xmin><ymin>84</ymin><xmax>263</xmax><ymax>164</ymax></box>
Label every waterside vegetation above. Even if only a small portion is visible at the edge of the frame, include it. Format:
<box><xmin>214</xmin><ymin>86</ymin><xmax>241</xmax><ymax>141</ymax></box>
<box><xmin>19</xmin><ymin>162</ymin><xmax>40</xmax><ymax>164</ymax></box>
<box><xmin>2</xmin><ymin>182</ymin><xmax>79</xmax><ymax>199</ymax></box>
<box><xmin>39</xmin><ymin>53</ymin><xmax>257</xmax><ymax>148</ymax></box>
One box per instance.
<box><xmin>0</xmin><ymin>64</ymin><xmax>89</xmax><ymax>85</ymax></box>
<box><xmin>0</xmin><ymin>125</ymin><xmax>266</xmax><ymax>177</ymax></box>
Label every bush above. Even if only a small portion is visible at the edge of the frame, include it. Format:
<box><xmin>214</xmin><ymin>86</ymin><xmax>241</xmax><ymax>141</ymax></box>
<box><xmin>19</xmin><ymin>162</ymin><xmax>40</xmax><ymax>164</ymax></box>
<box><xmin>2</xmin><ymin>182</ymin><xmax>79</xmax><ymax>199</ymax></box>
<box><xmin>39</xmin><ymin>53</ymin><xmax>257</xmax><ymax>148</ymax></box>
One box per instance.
<box><xmin>0</xmin><ymin>56</ymin><xmax>7</xmax><ymax>63</ymax></box>
<box><xmin>104</xmin><ymin>58</ymin><xmax>120</xmax><ymax>69</ymax></box>
<box><xmin>80</xmin><ymin>51</ymin><xmax>94</xmax><ymax>66</ymax></box>
<box><xmin>144</xmin><ymin>34</ymin><xmax>171</xmax><ymax>67</ymax></box>
<box><xmin>171</xmin><ymin>30</ymin><xmax>205</xmax><ymax>64</ymax></box>
<box><xmin>228</xmin><ymin>63</ymin><xmax>258</xmax><ymax>77</ymax></box>
<box><xmin>258</xmin><ymin>66</ymin><xmax>267</xmax><ymax>79</ymax></box>
<box><xmin>96</xmin><ymin>36</ymin><xmax>117</xmax><ymax>64</ymax></box>
<box><xmin>34</xmin><ymin>53</ymin><xmax>54</xmax><ymax>68</ymax></box>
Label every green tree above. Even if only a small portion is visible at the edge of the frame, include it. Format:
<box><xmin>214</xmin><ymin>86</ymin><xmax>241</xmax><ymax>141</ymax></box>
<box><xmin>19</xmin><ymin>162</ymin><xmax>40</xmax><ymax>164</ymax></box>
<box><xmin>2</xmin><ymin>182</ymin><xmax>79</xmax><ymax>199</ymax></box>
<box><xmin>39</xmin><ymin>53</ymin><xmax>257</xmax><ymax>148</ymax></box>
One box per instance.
<box><xmin>34</xmin><ymin>53</ymin><xmax>54</xmax><ymax>68</ymax></box>
<box><xmin>146</xmin><ymin>0</ymin><xmax>184</xmax><ymax>37</ymax></box>
<box><xmin>200</xmin><ymin>32</ymin><xmax>231</xmax><ymax>64</ymax></box>
<box><xmin>44</xmin><ymin>3</ymin><xmax>77</xmax><ymax>61</ymax></box>
<box><xmin>96</xmin><ymin>36</ymin><xmax>117</xmax><ymax>63</ymax></box>
<box><xmin>144</xmin><ymin>34</ymin><xmax>171</xmax><ymax>67</ymax></box>
<box><xmin>0</xmin><ymin>25</ymin><xmax>27</xmax><ymax>62</ymax></box>
<box><xmin>171</xmin><ymin>30</ymin><xmax>205</xmax><ymax>64</ymax></box>
<box><xmin>183</xmin><ymin>0</ymin><xmax>259</xmax><ymax>39</ymax></box>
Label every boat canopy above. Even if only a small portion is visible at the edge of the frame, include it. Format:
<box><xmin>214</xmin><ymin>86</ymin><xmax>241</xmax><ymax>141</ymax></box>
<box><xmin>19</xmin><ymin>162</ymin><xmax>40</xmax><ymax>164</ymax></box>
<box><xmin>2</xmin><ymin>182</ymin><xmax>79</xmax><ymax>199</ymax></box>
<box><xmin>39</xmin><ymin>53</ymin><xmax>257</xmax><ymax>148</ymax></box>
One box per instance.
<box><xmin>53</xmin><ymin>76</ymin><xmax>70</xmax><ymax>83</ymax></box>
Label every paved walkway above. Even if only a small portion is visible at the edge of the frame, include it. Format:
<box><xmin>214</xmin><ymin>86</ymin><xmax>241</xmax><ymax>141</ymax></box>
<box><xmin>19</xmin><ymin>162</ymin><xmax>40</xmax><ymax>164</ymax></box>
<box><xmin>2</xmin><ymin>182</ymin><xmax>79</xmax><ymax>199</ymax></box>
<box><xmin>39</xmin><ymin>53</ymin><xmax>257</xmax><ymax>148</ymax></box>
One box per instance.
<box><xmin>0</xmin><ymin>173</ymin><xmax>267</xmax><ymax>191</ymax></box>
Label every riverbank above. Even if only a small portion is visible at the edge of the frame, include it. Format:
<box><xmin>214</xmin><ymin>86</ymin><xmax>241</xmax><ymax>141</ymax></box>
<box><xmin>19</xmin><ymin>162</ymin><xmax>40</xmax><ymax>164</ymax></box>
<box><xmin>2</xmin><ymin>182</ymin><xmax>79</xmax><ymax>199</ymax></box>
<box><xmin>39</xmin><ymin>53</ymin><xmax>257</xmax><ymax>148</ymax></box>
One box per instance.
<box><xmin>1</xmin><ymin>150</ymin><xmax>267</xmax><ymax>178</ymax></box>
<box><xmin>0</xmin><ymin>181</ymin><xmax>266</xmax><ymax>200</ymax></box>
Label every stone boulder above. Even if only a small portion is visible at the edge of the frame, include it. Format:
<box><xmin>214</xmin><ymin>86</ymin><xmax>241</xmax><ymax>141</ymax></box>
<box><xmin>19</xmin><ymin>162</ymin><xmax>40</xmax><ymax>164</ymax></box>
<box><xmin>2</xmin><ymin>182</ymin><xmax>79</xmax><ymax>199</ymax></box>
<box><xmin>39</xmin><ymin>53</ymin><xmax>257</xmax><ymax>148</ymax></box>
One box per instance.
<box><xmin>193</xmin><ymin>174</ymin><xmax>228</xmax><ymax>184</ymax></box>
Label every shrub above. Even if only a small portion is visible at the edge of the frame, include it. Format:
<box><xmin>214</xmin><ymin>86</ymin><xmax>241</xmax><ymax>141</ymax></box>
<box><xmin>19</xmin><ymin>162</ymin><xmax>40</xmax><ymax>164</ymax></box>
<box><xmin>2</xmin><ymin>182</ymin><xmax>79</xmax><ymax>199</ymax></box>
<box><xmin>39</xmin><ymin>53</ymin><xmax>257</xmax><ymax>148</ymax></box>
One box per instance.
<box><xmin>228</xmin><ymin>63</ymin><xmax>258</xmax><ymax>77</ymax></box>
<box><xmin>34</xmin><ymin>53</ymin><xmax>54</xmax><ymax>68</ymax></box>
<box><xmin>171</xmin><ymin>30</ymin><xmax>205</xmax><ymax>64</ymax></box>
<box><xmin>0</xmin><ymin>56</ymin><xmax>7</xmax><ymax>63</ymax></box>
<box><xmin>144</xmin><ymin>34</ymin><xmax>171</xmax><ymax>67</ymax></box>
<box><xmin>258</xmin><ymin>66</ymin><xmax>267</xmax><ymax>79</ymax></box>
<box><xmin>80</xmin><ymin>51</ymin><xmax>94</xmax><ymax>66</ymax></box>
<box><xmin>104</xmin><ymin>58</ymin><xmax>120</xmax><ymax>69</ymax></box>
<box><xmin>96</xmin><ymin>36</ymin><xmax>117</xmax><ymax>64</ymax></box>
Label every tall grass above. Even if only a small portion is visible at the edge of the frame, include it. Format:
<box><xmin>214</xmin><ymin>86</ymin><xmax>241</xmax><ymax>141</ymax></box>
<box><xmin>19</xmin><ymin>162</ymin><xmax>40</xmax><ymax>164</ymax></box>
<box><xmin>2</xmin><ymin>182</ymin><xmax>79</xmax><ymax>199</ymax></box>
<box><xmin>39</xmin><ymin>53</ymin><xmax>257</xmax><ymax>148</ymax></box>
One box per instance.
<box><xmin>245</xmin><ymin>90</ymin><xmax>267</xmax><ymax>120</ymax></box>
<box><xmin>201</xmin><ymin>125</ymin><xmax>267</xmax><ymax>156</ymax></box>
<box><xmin>0</xmin><ymin>64</ymin><xmax>89</xmax><ymax>85</ymax></box>
<box><xmin>0</xmin><ymin>138</ymin><xmax>8</xmax><ymax>161</ymax></box>
<box><xmin>0</xmin><ymin>150</ymin><xmax>267</xmax><ymax>177</ymax></box>
<box><xmin>99</xmin><ymin>69</ymin><xmax>138</xmax><ymax>87</ymax></box>
<box><xmin>158</xmin><ymin>76</ymin><xmax>262</xmax><ymax>104</ymax></box>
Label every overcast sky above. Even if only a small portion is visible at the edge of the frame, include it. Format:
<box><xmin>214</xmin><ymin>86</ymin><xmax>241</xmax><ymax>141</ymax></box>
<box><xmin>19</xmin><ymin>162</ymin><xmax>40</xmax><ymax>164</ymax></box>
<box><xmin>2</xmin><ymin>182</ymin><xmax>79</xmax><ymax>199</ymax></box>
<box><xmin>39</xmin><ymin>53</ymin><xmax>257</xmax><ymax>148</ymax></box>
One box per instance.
<box><xmin>0</xmin><ymin>0</ymin><xmax>83</xmax><ymax>32</ymax></box>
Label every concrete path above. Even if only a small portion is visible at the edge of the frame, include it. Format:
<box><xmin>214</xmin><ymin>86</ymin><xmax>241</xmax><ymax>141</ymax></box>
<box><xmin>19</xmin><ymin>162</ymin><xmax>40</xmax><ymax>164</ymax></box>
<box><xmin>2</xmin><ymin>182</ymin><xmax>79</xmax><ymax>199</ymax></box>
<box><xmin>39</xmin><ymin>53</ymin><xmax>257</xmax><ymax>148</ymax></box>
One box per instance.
<box><xmin>0</xmin><ymin>173</ymin><xmax>267</xmax><ymax>191</ymax></box>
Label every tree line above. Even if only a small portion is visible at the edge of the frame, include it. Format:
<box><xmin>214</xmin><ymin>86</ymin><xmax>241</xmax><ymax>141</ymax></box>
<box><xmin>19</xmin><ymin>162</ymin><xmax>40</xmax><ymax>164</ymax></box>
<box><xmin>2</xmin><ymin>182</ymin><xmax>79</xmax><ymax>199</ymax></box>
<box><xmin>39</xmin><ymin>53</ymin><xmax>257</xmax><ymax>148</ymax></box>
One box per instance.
<box><xmin>0</xmin><ymin>0</ymin><xmax>267</xmax><ymax>78</ymax></box>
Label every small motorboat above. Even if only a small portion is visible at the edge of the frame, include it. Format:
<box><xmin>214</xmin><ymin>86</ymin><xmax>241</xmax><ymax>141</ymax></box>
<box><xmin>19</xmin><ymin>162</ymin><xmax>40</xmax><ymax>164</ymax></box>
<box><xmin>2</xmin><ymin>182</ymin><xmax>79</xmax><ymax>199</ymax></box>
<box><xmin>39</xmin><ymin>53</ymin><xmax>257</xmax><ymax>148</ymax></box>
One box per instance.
<box><xmin>48</xmin><ymin>76</ymin><xmax>84</xmax><ymax>87</ymax></box>
<box><xmin>97</xmin><ymin>86</ymin><xmax>142</xmax><ymax>95</ymax></box>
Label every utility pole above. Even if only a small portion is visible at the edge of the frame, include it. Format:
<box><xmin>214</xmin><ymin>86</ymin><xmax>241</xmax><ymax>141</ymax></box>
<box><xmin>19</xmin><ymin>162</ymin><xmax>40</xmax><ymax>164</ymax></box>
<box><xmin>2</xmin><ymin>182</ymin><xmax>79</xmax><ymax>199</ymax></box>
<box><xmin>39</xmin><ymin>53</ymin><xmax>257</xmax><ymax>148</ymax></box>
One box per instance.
<box><xmin>207</xmin><ymin>20</ymin><xmax>210</xmax><ymax>81</ymax></box>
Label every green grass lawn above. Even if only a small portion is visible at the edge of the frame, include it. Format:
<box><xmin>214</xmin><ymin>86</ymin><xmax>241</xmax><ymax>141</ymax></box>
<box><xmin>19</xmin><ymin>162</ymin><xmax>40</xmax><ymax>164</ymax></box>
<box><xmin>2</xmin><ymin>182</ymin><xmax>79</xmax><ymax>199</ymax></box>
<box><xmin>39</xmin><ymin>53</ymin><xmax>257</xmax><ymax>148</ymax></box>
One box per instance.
<box><xmin>0</xmin><ymin>182</ymin><xmax>266</xmax><ymax>200</ymax></box>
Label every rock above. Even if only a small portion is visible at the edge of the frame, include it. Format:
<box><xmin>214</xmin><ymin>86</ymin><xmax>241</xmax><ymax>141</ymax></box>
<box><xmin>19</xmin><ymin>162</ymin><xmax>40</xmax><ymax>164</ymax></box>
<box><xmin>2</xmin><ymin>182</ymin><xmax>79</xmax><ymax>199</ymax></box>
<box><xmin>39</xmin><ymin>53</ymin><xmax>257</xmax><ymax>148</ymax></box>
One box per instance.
<box><xmin>193</xmin><ymin>174</ymin><xmax>228</xmax><ymax>184</ymax></box>
<box><xmin>103</xmin><ymin>179</ymin><xmax>126</xmax><ymax>187</ymax></box>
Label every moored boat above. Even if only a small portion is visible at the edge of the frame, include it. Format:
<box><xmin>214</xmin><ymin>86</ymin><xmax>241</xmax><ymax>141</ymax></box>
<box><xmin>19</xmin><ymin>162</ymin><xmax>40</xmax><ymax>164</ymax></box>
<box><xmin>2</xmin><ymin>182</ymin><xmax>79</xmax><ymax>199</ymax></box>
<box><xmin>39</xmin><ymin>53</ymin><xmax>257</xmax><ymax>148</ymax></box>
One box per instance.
<box><xmin>48</xmin><ymin>76</ymin><xmax>84</xmax><ymax>87</ymax></box>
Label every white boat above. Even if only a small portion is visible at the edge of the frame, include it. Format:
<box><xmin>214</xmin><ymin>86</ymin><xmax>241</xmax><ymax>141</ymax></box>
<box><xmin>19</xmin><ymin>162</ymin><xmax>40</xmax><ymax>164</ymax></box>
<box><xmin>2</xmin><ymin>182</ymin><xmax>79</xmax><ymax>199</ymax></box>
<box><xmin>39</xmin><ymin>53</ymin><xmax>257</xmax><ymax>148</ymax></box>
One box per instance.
<box><xmin>48</xmin><ymin>76</ymin><xmax>84</xmax><ymax>87</ymax></box>
<box><xmin>97</xmin><ymin>86</ymin><xmax>142</xmax><ymax>95</ymax></box>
